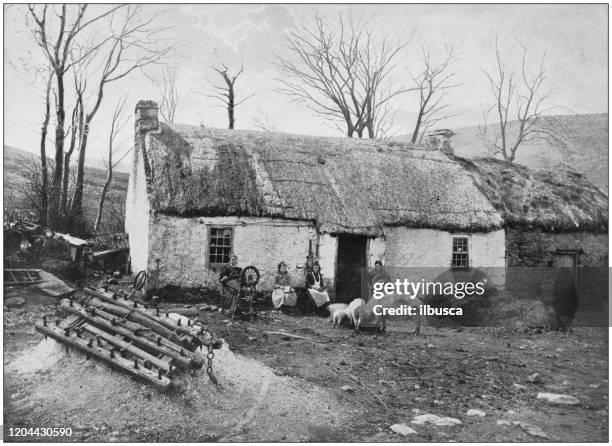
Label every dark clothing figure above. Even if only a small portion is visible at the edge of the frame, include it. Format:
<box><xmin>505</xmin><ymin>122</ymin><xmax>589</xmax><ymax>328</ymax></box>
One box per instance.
<box><xmin>367</xmin><ymin>263</ymin><xmax>392</xmax><ymax>302</ymax></box>
<box><xmin>306</xmin><ymin>270</ymin><xmax>330</xmax><ymax>308</ymax></box>
<box><xmin>220</xmin><ymin>265</ymin><xmax>242</xmax><ymax>284</ymax></box>
<box><xmin>368</xmin><ymin>268</ymin><xmax>392</xmax><ymax>285</ymax></box>
<box><xmin>219</xmin><ymin>264</ymin><xmax>242</xmax><ymax>311</ymax></box>
<box><xmin>306</xmin><ymin>271</ymin><xmax>324</xmax><ymax>288</ymax></box>
<box><xmin>272</xmin><ymin>270</ymin><xmax>297</xmax><ymax>309</ymax></box>
<box><xmin>275</xmin><ymin>271</ymin><xmax>292</xmax><ymax>287</ymax></box>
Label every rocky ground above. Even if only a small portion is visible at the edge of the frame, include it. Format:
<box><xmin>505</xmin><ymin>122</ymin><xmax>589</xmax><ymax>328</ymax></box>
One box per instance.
<box><xmin>3</xmin><ymin>291</ymin><xmax>609</xmax><ymax>442</ymax></box>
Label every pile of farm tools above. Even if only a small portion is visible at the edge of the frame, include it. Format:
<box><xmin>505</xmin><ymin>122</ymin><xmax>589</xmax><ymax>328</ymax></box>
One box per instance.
<box><xmin>34</xmin><ymin>287</ymin><xmax>221</xmax><ymax>391</ymax></box>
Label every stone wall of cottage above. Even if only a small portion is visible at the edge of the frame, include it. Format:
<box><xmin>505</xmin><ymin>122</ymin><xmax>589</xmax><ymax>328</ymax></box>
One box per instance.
<box><xmin>505</xmin><ymin>228</ymin><xmax>608</xmax><ymax>267</ymax></box>
<box><xmin>146</xmin><ymin>215</ymin><xmax>336</xmax><ymax>293</ymax></box>
<box><xmin>504</xmin><ymin>228</ymin><xmax>608</xmax><ymax>307</ymax></box>
<box><xmin>124</xmin><ymin>146</ymin><xmax>151</xmax><ymax>274</ymax></box>
<box><xmin>382</xmin><ymin>227</ymin><xmax>506</xmax><ymax>286</ymax></box>
<box><xmin>317</xmin><ymin>233</ymin><xmax>338</xmax><ymax>293</ymax></box>
<box><xmin>367</xmin><ymin>237</ymin><xmax>386</xmax><ymax>268</ymax></box>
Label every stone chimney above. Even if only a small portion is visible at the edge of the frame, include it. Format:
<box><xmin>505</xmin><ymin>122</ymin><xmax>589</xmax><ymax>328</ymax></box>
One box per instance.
<box><xmin>427</xmin><ymin>129</ymin><xmax>456</xmax><ymax>156</ymax></box>
<box><xmin>135</xmin><ymin>100</ymin><xmax>159</xmax><ymax>133</ymax></box>
<box><xmin>134</xmin><ymin>100</ymin><xmax>158</xmax><ymax>187</ymax></box>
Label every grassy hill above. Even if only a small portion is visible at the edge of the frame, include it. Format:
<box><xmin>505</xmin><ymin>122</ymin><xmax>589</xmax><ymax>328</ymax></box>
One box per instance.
<box><xmin>418</xmin><ymin>113</ymin><xmax>609</xmax><ymax>193</ymax></box>
<box><xmin>3</xmin><ymin>145</ymin><xmax>130</xmax><ymax>235</ymax></box>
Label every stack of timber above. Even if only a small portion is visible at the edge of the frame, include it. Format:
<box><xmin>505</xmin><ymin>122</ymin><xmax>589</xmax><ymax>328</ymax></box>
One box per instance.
<box><xmin>34</xmin><ymin>287</ymin><xmax>220</xmax><ymax>391</ymax></box>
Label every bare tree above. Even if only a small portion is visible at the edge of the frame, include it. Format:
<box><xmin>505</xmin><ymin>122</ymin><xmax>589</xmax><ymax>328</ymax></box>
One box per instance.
<box><xmin>60</xmin><ymin>72</ymin><xmax>85</xmax><ymax>222</ymax></box>
<box><xmin>410</xmin><ymin>45</ymin><xmax>460</xmax><ymax>143</ymax></box>
<box><xmin>38</xmin><ymin>70</ymin><xmax>53</xmax><ymax>226</ymax></box>
<box><xmin>205</xmin><ymin>62</ymin><xmax>253</xmax><ymax>129</ymax></box>
<box><xmin>69</xmin><ymin>5</ymin><xmax>172</xmax><ymax>231</ymax></box>
<box><xmin>153</xmin><ymin>66</ymin><xmax>179</xmax><ymax>123</ymax></box>
<box><xmin>277</xmin><ymin>13</ymin><xmax>408</xmax><ymax>138</ymax></box>
<box><xmin>480</xmin><ymin>38</ymin><xmax>549</xmax><ymax>162</ymax></box>
<box><xmin>14</xmin><ymin>157</ymin><xmax>56</xmax><ymax>225</ymax></box>
<box><xmin>94</xmin><ymin>98</ymin><xmax>131</xmax><ymax>233</ymax></box>
<box><xmin>252</xmin><ymin>109</ymin><xmax>278</xmax><ymax>133</ymax></box>
<box><xmin>26</xmin><ymin>4</ymin><xmax>121</xmax><ymax>228</ymax></box>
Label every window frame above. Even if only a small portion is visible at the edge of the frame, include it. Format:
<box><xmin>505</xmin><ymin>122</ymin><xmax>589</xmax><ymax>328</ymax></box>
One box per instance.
<box><xmin>207</xmin><ymin>226</ymin><xmax>235</xmax><ymax>268</ymax></box>
<box><xmin>451</xmin><ymin>236</ymin><xmax>470</xmax><ymax>269</ymax></box>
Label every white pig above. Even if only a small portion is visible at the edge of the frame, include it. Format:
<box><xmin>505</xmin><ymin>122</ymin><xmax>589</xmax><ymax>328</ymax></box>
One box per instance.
<box><xmin>347</xmin><ymin>298</ymin><xmax>365</xmax><ymax>328</ymax></box>
<box><xmin>332</xmin><ymin>308</ymin><xmax>351</xmax><ymax>327</ymax></box>
<box><xmin>327</xmin><ymin>303</ymin><xmax>348</xmax><ymax>324</ymax></box>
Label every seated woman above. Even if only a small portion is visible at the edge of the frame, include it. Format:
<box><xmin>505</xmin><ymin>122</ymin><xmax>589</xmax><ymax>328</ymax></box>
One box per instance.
<box><xmin>306</xmin><ymin>261</ymin><xmax>331</xmax><ymax>309</ymax></box>
<box><xmin>271</xmin><ymin>261</ymin><xmax>298</xmax><ymax>311</ymax></box>
<box><xmin>219</xmin><ymin>254</ymin><xmax>242</xmax><ymax>313</ymax></box>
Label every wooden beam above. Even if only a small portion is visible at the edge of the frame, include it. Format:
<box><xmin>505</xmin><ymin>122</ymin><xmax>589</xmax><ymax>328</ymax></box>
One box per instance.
<box><xmin>77</xmin><ymin>297</ymin><xmax>187</xmax><ymax>347</ymax></box>
<box><xmin>60</xmin><ymin>300</ymin><xmax>202</xmax><ymax>369</ymax></box>
<box><xmin>84</xmin><ymin>288</ymin><xmax>205</xmax><ymax>340</ymax></box>
<box><xmin>80</xmin><ymin>323</ymin><xmax>172</xmax><ymax>372</ymax></box>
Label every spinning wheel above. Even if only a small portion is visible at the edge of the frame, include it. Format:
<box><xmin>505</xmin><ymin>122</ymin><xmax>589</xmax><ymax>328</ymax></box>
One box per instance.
<box><xmin>230</xmin><ymin>265</ymin><xmax>260</xmax><ymax>321</ymax></box>
<box><xmin>133</xmin><ymin>270</ymin><xmax>147</xmax><ymax>291</ymax></box>
<box><xmin>240</xmin><ymin>266</ymin><xmax>260</xmax><ymax>287</ymax></box>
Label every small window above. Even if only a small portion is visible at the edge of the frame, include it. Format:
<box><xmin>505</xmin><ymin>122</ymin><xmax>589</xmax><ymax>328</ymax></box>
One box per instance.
<box><xmin>451</xmin><ymin>237</ymin><xmax>469</xmax><ymax>268</ymax></box>
<box><xmin>209</xmin><ymin>227</ymin><xmax>233</xmax><ymax>265</ymax></box>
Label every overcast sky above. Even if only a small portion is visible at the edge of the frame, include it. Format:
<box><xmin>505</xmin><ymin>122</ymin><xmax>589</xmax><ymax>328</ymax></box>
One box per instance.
<box><xmin>3</xmin><ymin>3</ymin><xmax>608</xmax><ymax>168</ymax></box>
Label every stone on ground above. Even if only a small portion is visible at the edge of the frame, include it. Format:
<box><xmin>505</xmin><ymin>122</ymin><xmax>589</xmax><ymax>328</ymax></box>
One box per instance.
<box><xmin>390</xmin><ymin>424</ymin><xmax>417</xmax><ymax>436</ymax></box>
<box><xmin>466</xmin><ymin>409</ymin><xmax>486</xmax><ymax>417</ymax></box>
<box><xmin>527</xmin><ymin>372</ymin><xmax>542</xmax><ymax>384</ymax></box>
<box><xmin>513</xmin><ymin>421</ymin><xmax>551</xmax><ymax>439</ymax></box>
<box><xmin>411</xmin><ymin>414</ymin><xmax>462</xmax><ymax>426</ymax></box>
<box><xmin>536</xmin><ymin>392</ymin><xmax>579</xmax><ymax>405</ymax></box>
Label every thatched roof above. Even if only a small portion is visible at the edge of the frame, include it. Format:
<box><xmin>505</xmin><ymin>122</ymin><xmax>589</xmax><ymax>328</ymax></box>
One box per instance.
<box><xmin>455</xmin><ymin>157</ymin><xmax>608</xmax><ymax>232</ymax></box>
<box><xmin>142</xmin><ymin>123</ymin><xmax>503</xmax><ymax>236</ymax></box>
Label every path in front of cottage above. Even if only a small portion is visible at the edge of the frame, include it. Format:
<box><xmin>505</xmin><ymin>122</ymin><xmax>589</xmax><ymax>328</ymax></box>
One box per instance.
<box><xmin>3</xmin><ymin>295</ymin><xmax>608</xmax><ymax>442</ymax></box>
<box><xmin>3</xmin><ymin>300</ymin><xmax>349</xmax><ymax>442</ymax></box>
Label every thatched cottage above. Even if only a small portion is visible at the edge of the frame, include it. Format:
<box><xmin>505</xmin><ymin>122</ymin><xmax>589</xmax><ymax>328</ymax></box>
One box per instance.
<box><xmin>126</xmin><ymin>100</ymin><xmax>607</xmax><ymax>301</ymax></box>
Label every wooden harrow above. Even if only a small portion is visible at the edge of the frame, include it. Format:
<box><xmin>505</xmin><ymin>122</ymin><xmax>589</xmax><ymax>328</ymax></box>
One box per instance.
<box><xmin>34</xmin><ymin>288</ymin><xmax>221</xmax><ymax>391</ymax></box>
<box><xmin>4</xmin><ymin>268</ymin><xmax>44</xmax><ymax>286</ymax></box>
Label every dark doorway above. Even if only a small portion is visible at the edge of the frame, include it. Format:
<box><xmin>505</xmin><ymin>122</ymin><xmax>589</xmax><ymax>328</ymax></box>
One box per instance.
<box><xmin>335</xmin><ymin>235</ymin><xmax>368</xmax><ymax>303</ymax></box>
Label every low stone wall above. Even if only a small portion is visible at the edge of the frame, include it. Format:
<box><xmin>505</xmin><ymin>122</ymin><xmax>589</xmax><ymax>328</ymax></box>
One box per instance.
<box><xmin>505</xmin><ymin>228</ymin><xmax>608</xmax><ymax>267</ymax></box>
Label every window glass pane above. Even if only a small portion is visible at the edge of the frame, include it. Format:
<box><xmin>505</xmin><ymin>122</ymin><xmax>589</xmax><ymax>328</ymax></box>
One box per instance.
<box><xmin>209</xmin><ymin>227</ymin><xmax>233</xmax><ymax>264</ymax></box>
<box><xmin>451</xmin><ymin>237</ymin><xmax>469</xmax><ymax>267</ymax></box>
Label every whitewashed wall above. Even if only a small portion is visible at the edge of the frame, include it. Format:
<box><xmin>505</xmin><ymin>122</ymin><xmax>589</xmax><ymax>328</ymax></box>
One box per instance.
<box><xmin>383</xmin><ymin>227</ymin><xmax>506</xmax><ymax>285</ymax></box>
<box><xmin>147</xmin><ymin>215</ymin><xmax>319</xmax><ymax>291</ymax></box>
<box><xmin>124</xmin><ymin>148</ymin><xmax>151</xmax><ymax>274</ymax></box>
<box><xmin>367</xmin><ymin>237</ymin><xmax>386</xmax><ymax>267</ymax></box>
<box><xmin>317</xmin><ymin>233</ymin><xmax>338</xmax><ymax>290</ymax></box>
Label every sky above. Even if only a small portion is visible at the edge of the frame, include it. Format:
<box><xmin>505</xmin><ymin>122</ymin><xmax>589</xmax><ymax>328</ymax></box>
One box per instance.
<box><xmin>3</xmin><ymin>3</ymin><xmax>608</xmax><ymax>169</ymax></box>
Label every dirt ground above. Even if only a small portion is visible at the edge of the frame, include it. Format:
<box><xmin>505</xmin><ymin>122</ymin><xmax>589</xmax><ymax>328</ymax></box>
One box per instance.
<box><xmin>3</xmin><ymin>293</ymin><xmax>609</xmax><ymax>442</ymax></box>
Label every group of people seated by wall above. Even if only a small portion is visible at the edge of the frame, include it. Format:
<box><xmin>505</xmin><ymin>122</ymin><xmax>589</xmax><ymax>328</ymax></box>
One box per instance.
<box><xmin>218</xmin><ymin>254</ymin><xmax>332</xmax><ymax>313</ymax></box>
<box><xmin>218</xmin><ymin>254</ymin><xmax>391</xmax><ymax>315</ymax></box>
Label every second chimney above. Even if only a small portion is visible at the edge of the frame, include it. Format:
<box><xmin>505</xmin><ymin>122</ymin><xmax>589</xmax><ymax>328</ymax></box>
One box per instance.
<box><xmin>135</xmin><ymin>100</ymin><xmax>159</xmax><ymax>133</ymax></box>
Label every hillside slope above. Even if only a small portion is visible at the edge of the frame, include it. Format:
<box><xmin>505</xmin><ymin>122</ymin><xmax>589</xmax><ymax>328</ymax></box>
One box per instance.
<box><xmin>448</xmin><ymin>114</ymin><xmax>608</xmax><ymax>192</ymax></box>
<box><xmin>3</xmin><ymin>145</ymin><xmax>130</xmax><ymax>234</ymax></box>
